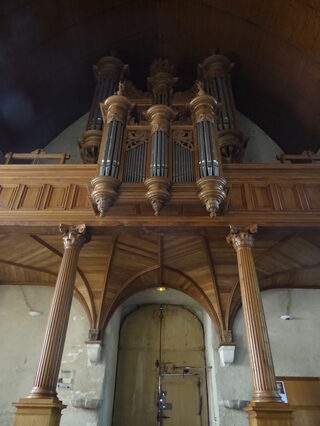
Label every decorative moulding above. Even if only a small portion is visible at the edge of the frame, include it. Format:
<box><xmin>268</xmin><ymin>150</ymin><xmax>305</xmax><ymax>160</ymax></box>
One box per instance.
<box><xmin>90</xmin><ymin>175</ymin><xmax>120</xmax><ymax>216</ymax></box>
<box><xmin>144</xmin><ymin>176</ymin><xmax>172</xmax><ymax>216</ymax></box>
<box><xmin>197</xmin><ymin>176</ymin><xmax>228</xmax><ymax>217</ymax></box>
<box><xmin>218</xmin><ymin>344</ymin><xmax>236</xmax><ymax>367</ymax></box>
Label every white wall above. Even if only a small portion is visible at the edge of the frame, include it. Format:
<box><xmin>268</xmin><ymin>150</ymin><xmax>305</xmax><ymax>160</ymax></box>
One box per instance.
<box><xmin>239</xmin><ymin>112</ymin><xmax>283</xmax><ymax>163</ymax></box>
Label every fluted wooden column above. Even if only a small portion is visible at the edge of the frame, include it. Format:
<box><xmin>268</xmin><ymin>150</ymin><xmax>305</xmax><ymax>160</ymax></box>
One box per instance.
<box><xmin>14</xmin><ymin>224</ymin><xmax>89</xmax><ymax>426</ymax></box>
<box><xmin>227</xmin><ymin>225</ymin><xmax>292</xmax><ymax>426</ymax></box>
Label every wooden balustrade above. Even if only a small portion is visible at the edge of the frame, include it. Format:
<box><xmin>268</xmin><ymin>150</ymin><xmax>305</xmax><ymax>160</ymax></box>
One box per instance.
<box><xmin>0</xmin><ymin>163</ymin><xmax>319</xmax><ymax>228</ymax></box>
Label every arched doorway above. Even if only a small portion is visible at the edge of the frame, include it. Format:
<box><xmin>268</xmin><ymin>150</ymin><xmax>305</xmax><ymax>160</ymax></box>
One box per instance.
<box><xmin>112</xmin><ymin>304</ymin><xmax>209</xmax><ymax>426</ymax></box>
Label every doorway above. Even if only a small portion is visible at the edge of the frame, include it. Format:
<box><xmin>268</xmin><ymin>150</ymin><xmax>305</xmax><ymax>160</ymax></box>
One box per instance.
<box><xmin>112</xmin><ymin>304</ymin><xmax>209</xmax><ymax>426</ymax></box>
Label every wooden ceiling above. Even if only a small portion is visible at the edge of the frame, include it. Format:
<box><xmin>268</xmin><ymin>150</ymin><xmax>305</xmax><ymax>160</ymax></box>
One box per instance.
<box><xmin>1</xmin><ymin>0</ymin><xmax>320</xmax><ymax>155</ymax></box>
<box><xmin>1</xmin><ymin>227</ymin><xmax>320</xmax><ymax>341</ymax></box>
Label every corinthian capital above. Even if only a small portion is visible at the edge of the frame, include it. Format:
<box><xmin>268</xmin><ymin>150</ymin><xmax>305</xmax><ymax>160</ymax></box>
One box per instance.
<box><xmin>59</xmin><ymin>224</ymin><xmax>89</xmax><ymax>250</ymax></box>
<box><xmin>226</xmin><ymin>224</ymin><xmax>257</xmax><ymax>250</ymax></box>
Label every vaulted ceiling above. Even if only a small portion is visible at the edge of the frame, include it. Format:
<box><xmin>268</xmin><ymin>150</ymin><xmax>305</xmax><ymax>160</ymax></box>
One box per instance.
<box><xmin>1</xmin><ymin>227</ymin><xmax>320</xmax><ymax>340</ymax></box>
<box><xmin>1</xmin><ymin>0</ymin><xmax>320</xmax><ymax>155</ymax></box>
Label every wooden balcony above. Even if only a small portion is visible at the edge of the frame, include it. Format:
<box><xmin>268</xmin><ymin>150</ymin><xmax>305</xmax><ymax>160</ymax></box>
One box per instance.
<box><xmin>0</xmin><ymin>162</ymin><xmax>320</xmax><ymax>230</ymax></box>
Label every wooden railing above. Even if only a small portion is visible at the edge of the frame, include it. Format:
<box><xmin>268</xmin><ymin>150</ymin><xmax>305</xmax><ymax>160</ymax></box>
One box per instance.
<box><xmin>4</xmin><ymin>149</ymin><xmax>70</xmax><ymax>165</ymax></box>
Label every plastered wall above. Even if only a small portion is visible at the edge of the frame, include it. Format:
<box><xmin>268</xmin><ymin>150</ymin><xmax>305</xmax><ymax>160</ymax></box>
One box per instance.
<box><xmin>208</xmin><ymin>288</ymin><xmax>320</xmax><ymax>426</ymax></box>
<box><xmin>0</xmin><ymin>285</ymin><xmax>119</xmax><ymax>426</ymax></box>
<box><xmin>0</xmin><ymin>286</ymin><xmax>319</xmax><ymax>426</ymax></box>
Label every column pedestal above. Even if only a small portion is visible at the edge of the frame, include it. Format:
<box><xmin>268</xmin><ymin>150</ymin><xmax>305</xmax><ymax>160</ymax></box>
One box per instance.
<box><xmin>245</xmin><ymin>402</ymin><xmax>293</xmax><ymax>426</ymax></box>
<box><xmin>14</xmin><ymin>398</ymin><xmax>65</xmax><ymax>426</ymax></box>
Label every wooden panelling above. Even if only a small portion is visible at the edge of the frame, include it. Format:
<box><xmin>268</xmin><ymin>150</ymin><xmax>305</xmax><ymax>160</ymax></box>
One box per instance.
<box><xmin>43</xmin><ymin>185</ymin><xmax>70</xmax><ymax>210</ymax></box>
<box><xmin>276</xmin><ymin>184</ymin><xmax>302</xmax><ymax>211</ymax></box>
<box><xmin>251</xmin><ymin>184</ymin><xmax>274</xmax><ymax>210</ymax></box>
<box><xmin>70</xmin><ymin>186</ymin><xmax>91</xmax><ymax>210</ymax></box>
<box><xmin>17</xmin><ymin>185</ymin><xmax>44</xmax><ymax>210</ymax></box>
<box><xmin>228</xmin><ymin>184</ymin><xmax>247</xmax><ymax>210</ymax></box>
<box><xmin>304</xmin><ymin>185</ymin><xmax>320</xmax><ymax>210</ymax></box>
<box><xmin>276</xmin><ymin>377</ymin><xmax>320</xmax><ymax>426</ymax></box>
<box><xmin>0</xmin><ymin>185</ymin><xmax>19</xmax><ymax>209</ymax></box>
<box><xmin>0</xmin><ymin>164</ymin><xmax>320</xmax><ymax>227</ymax></box>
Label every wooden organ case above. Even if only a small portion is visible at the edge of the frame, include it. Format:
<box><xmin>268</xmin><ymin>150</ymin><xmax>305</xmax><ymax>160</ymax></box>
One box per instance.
<box><xmin>88</xmin><ymin>55</ymin><xmax>244</xmax><ymax>217</ymax></box>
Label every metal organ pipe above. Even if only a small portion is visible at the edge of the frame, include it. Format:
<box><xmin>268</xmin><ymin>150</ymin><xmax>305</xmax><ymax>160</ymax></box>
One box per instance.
<box><xmin>99</xmin><ymin>85</ymin><xmax>132</xmax><ymax>179</ymax></box>
<box><xmin>147</xmin><ymin>105</ymin><xmax>174</xmax><ymax>178</ymax></box>
<box><xmin>190</xmin><ymin>84</ymin><xmax>221</xmax><ymax>178</ymax></box>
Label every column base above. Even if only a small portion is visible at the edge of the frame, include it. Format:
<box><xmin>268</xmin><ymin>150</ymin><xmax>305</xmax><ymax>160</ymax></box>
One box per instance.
<box><xmin>245</xmin><ymin>401</ymin><xmax>293</xmax><ymax>426</ymax></box>
<box><xmin>13</xmin><ymin>397</ymin><xmax>66</xmax><ymax>426</ymax></box>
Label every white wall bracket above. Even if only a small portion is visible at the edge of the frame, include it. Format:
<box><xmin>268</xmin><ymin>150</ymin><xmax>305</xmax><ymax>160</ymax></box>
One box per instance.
<box><xmin>218</xmin><ymin>344</ymin><xmax>236</xmax><ymax>367</ymax></box>
<box><xmin>86</xmin><ymin>341</ymin><xmax>102</xmax><ymax>364</ymax></box>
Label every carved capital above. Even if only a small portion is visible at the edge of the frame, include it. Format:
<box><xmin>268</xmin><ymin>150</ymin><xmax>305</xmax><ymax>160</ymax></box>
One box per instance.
<box><xmin>222</xmin><ymin>329</ymin><xmax>233</xmax><ymax>344</ymax></box>
<box><xmin>190</xmin><ymin>88</ymin><xmax>219</xmax><ymax>124</ymax></box>
<box><xmin>146</xmin><ymin>104</ymin><xmax>174</xmax><ymax>135</ymax></box>
<box><xmin>59</xmin><ymin>224</ymin><xmax>88</xmax><ymax>250</ymax></box>
<box><xmin>93</xmin><ymin>56</ymin><xmax>126</xmax><ymax>81</ymax></box>
<box><xmin>101</xmin><ymin>93</ymin><xmax>132</xmax><ymax>125</ymax></box>
<box><xmin>88</xmin><ymin>328</ymin><xmax>102</xmax><ymax>341</ymax></box>
<box><xmin>226</xmin><ymin>224</ymin><xmax>257</xmax><ymax>251</ymax></box>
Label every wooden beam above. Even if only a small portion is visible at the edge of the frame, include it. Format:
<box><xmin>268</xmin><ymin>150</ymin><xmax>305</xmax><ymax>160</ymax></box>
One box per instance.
<box><xmin>201</xmin><ymin>236</ymin><xmax>224</xmax><ymax>332</ymax></box>
<box><xmin>96</xmin><ymin>233</ymin><xmax>118</xmax><ymax>329</ymax></box>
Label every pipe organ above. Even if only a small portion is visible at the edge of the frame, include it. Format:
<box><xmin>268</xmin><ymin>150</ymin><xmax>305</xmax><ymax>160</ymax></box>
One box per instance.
<box><xmin>88</xmin><ymin>54</ymin><xmax>244</xmax><ymax>216</ymax></box>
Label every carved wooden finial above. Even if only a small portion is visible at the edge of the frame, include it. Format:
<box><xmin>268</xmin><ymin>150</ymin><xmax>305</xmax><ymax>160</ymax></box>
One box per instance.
<box><xmin>196</xmin><ymin>80</ymin><xmax>206</xmax><ymax>96</ymax></box>
<box><xmin>116</xmin><ymin>80</ymin><xmax>125</xmax><ymax>96</ymax></box>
